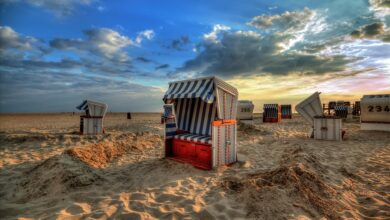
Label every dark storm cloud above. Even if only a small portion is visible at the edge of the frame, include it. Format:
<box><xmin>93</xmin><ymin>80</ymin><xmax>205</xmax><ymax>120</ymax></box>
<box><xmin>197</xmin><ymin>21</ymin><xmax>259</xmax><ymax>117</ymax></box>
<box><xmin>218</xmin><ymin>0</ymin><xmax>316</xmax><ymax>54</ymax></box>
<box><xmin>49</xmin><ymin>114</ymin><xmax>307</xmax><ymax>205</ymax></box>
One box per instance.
<box><xmin>155</xmin><ymin>64</ymin><xmax>169</xmax><ymax>70</ymax></box>
<box><xmin>351</xmin><ymin>22</ymin><xmax>386</xmax><ymax>39</ymax></box>
<box><xmin>174</xmin><ymin>31</ymin><xmax>350</xmax><ymax>78</ymax></box>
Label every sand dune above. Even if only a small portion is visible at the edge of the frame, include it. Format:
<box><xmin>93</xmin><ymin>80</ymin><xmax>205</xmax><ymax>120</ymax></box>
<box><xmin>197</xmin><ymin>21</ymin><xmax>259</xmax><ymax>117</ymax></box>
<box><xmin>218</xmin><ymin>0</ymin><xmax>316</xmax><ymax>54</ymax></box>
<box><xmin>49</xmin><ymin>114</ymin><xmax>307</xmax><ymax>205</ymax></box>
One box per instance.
<box><xmin>0</xmin><ymin>113</ymin><xmax>389</xmax><ymax>219</ymax></box>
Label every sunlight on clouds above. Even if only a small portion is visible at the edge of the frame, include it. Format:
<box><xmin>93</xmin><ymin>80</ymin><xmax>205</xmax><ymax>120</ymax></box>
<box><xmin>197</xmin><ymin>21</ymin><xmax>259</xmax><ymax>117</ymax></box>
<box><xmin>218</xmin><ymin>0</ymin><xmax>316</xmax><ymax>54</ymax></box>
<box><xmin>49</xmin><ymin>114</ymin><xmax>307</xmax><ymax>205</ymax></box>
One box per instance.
<box><xmin>203</xmin><ymin>24</ymin><xmax>231</xmax><ymax>43</ymax></box>
<box><xmin>278</xmin><ymin>10</ymin><xmax>328</xmax><ymax>51</ymax></box>
<box><xmin>369</xmin><ymin>0</ymin><xmax>390</xmax><ymax>20</ymax></box>
<box><xmin>227</xmin><ymin>68</ymin><xmax>390</xmax><ymax>112</ymax></box>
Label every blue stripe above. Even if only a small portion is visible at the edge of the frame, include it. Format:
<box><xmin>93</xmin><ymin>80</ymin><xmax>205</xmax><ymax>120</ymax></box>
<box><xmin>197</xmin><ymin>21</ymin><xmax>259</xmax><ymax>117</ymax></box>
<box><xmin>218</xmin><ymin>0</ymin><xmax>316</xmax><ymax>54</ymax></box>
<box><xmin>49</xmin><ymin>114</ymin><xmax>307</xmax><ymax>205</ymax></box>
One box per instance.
<box><xmin>199</xmin><ymin>136</ymin><xmax>210</xmax><ymax>143</ymax></box>
<box><xmin>180</xmin><ymin>81</ymin><xmax>192</xmax><ymax>96</ymax></box>
<box><xmin>182</xmin><ymin>98</ymin><xmax>191</xmax><ymax>130</ymax></box>
<box><xmin>191</xmin><ymin>79</ymin><xmax>206</xmax><ymax>98</ymax></box>
<box><xmin>174</xmin><ymin>82</ymin><xmax>185</xmax><ymax>95</ymax></box>
<box><xmin>186</xmin><ymin>98</ymin><xmax>196</xmax><ymax>131</ymax></box>
<box><xmin>200</xmin><ymin>79</ymin><xmax>213</xmax><ymax>102</ymax></box>
<box><xmin>198</xmin><ymin>100</ymin><xmax>208</xmax><ymax>135</ymax></box>
<box><xmin>189</xmin><ymin>98</ymin><xmax>199</xmax><ymax>132</ymax></box>
<box><xmin>179</xmin><ymin>99</ymin><xmax>187</xmax><ymax>129</ymax></box>
<box><xmin>169</xmin><ymin>83</ymin><xmax>178</xmax><ymax>94</ymax></box>
<box><xmin>193</xmin><ymin>98</ymin><xmax>202</xmax><ymax>134</ymax></box>
<box><xmin>180</xmin><ymin>133</ymin><xmax>192</xmax><ymax>140</ymax></box>
<box><xmin>186</xmin><ymin>134</ymin><xmax>196</xmax><ymax>141</ymax></box>
<box><xmin>174</xmin><ymin>133</ymin><xmax>211</xmax><ymax>144</ymax></box>
<box><xmin>177</xmin><ymin>99</ymin><xmax>185</xmax><ymax>129</ymax></box>
<box><xmin>166</xmin><ymin>124</ymin><xmax>176</xmax><ymax>128</ymax></box>
<box><xmin>184</xmin><ymin>81</ymin><xmax>198</xmax><ymax>98</ymax></box>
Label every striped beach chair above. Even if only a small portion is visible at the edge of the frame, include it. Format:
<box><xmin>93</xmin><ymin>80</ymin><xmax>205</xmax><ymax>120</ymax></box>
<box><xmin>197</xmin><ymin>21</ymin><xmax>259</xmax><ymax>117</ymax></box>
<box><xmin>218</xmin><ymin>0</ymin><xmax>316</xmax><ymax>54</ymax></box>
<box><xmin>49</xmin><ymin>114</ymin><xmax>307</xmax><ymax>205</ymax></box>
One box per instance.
<box><xmin>162</xmin><ymin>76</ymin><xmax>239</xmax><ymax>170</ymax></box>
<box><xmin>334</xmin><ymin>105</ymin><xmax>348</xmax><ymax>118</ymax></box>
<box><xmin>263</xmin><ymin>104</ymin><xmax>281</xmax><ymax>123</ymax></box>
<box><xmin>76</xmin><ymin>100</ymin><xmax>107</xmax><ymax>135</ymax></box>
<box><xmin>281</xmin><ymin>104</ymin><xmax>292</xmax><ymax>119</ymax></box>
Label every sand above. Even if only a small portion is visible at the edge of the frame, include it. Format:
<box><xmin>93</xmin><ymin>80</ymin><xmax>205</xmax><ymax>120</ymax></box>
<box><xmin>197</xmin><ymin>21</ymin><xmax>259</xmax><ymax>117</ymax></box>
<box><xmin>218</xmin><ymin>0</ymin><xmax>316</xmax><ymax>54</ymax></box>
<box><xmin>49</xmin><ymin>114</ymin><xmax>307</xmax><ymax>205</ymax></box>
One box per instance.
<box><xmin>0</xmin><ymin>113</ymin><xmax>389</xmax><ymax>219</ymax></box>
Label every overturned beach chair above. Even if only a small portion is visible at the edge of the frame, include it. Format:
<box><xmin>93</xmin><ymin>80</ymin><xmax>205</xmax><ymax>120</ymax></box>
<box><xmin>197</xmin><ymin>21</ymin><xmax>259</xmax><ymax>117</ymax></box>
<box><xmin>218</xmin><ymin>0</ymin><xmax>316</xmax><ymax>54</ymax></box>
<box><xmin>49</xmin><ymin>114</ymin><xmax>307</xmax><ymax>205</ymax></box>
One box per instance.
<box><xmin>76</xmin><ymin>100</ymin><xmax>108</xmax><ymax>135</ymax></box>
<box><xmin>296</xmin><ymin>92</ymin><xmax>344</xmax><ymax>141</ymax></box>
<box><xmin>162</xmin><ymin>76</ymin><xmax>239</xmax><ymax>170</ymax></box>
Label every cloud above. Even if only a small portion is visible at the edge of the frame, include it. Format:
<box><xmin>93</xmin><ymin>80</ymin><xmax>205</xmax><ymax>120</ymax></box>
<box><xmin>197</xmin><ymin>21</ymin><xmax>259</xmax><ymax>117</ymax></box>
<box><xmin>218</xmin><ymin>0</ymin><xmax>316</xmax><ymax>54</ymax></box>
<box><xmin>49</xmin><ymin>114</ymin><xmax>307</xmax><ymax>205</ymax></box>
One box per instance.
<box><xmin>369</xmin><ymin>0</ymin><xmax>390</xmax><ymax>19</ymax></box>
<box><xmin>0</xmin><ymin>26</ymin><xmax>50</xmax><ymax>59</ymax></box>
<box><xmin>248</xmin><ymin>7</ymin><xmax>315</xmax><ymax>31</ymax></box>
<box><xmin>370</xmin><ymin>0</ymin><xmax>390</xmax><ymax>8</ymax></box>
<box><xmin>50</xmin><ymin>28</ymin><xmax>154</xmax><ymax>61</ymax></box>
<box><xmin>1</xmin><ymin>0</ymin><xmax>95</xmax><ymax>16</ymax></box>
<box><xmin>166</xmin><ymin>35</ymin><xmax>190</xmax><ymax>51</ymax></box>
<box><xmin>0</xmin><ymin>27</ymin><xmax>164</xmax><ymax>112</ymax></box>
<box><xmin>155</xmin><ymin>64</ymin><xmax>169</xmax><ymax>70</ymax></box>
<box><xmin>383</xmin><ymin>34</ymin><xmax>390</xmax><ymax>42</ymax></box>
<box><xmin>0</xmin><ymin>26</ymin><xmax>36</xmax><ymax>50</ymax></box>
<box><xmin>135</xmin><ymin>57</ymin><xmax>152</xmax><ymax>63</ymax></box>
<box><xmin>203</xmin><ymin>24</ymin><xmax>231</xmax><ymax>42</ymax></box>
<box><xmin>174</xmin><ymin>30</ymin><xmax>350</xmax><ymax>78</ymax></box>
<box><xmin>175</xmin><ymin>5</ymin><xmax>389</xmax><ymax>81</ymax></box>
<box><xmin>0</xmin><ymin>67</ymin><xmax>164</xmax><ymax>112</ymax></box>
<box><xmin>135</xmin><ymin>29</ymin><xmax>155</xmax><ymax>45</ymax></box>
<box><xmin>350</xmin><ymin>22</ymin><xmax>388</xmax><ymax>41</ymax></box>
<box><xmin>0</xmin><ymin>27</ymin><xmax>162</xmax><ymax>80</ymax></box>
<box><xmin>248</xmin><ymin>8</ymin><xmax>328</xmax><ymax>51</ymax></box>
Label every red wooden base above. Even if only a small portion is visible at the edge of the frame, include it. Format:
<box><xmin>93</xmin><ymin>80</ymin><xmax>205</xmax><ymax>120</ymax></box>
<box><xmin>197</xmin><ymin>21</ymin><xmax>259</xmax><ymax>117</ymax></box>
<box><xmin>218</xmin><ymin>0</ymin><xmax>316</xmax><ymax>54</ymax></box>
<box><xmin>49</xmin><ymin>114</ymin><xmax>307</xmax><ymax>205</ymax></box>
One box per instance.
<box><xmin>167</xmin><ymin>139</ymin><xmax>212</xmax><ymax>170</ymax></box>
<box><xmin>282</xmin><ymin>115</ymin><xmax>292</xmax><ymax>119</ymax></box>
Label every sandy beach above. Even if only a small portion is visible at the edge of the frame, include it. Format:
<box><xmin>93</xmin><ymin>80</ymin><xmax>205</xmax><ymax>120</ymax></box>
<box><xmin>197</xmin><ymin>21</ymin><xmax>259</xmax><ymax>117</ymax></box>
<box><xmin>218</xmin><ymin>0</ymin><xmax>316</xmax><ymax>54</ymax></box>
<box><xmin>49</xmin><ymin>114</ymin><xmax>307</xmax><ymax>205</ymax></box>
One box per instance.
<box><xmin>0</xmin><ymin>113</ymin><xmax>389</xmax><ymax>219</ymax></box>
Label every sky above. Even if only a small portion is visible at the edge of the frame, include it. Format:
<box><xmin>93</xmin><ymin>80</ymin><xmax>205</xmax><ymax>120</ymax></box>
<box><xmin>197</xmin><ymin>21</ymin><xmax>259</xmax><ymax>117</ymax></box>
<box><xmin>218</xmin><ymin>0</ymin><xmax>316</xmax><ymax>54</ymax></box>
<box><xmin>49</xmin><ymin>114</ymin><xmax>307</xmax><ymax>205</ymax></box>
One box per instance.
<box><xmin>0</xmin><ymin>0</ymin><xmax>389</xmax><ymax>112</ymax></box>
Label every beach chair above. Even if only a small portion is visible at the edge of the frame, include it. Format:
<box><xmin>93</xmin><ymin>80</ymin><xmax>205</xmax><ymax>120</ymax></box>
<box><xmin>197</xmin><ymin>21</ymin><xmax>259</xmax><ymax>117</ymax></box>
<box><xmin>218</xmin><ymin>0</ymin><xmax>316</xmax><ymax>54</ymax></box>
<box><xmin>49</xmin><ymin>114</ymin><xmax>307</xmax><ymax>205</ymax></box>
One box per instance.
<box><xmin>76</xmin><ymin>100</ymin><xmax>107</xmax><ymax>135</ymax></box>
<box><xmin>237</xmin><ymin>100</ymin><xmax>254</xmax><ymax>120</ymax></box>
<box><xmin>162</xmin><ymin>76</ymin><xmax>239</xmax><ymax>170</ymax></box>
<box><xmin>263</xmin><ymin>104</ymin><xmax>281</xmax><ymax>123</ymax></box>
<box><xmin>360</xmin><ymin>94</ymin><xmax>390</xmax><ymax>131</ymax></box>
<box><xmin>281</xmin><ymin>104</ymin><xmax>292</xmax><ymax>119</ymax></box>
<box><xmin>296</xmin><ymin>92</ymin><xmax>344</xmax><ymax>141</ymax></box>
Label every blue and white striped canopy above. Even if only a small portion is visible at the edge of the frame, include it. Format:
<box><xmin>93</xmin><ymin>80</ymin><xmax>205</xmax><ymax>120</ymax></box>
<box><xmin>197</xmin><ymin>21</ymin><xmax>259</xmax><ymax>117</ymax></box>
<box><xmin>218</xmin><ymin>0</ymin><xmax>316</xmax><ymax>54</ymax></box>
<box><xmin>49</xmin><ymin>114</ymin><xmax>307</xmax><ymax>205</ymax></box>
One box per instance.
<box><xmin>334</xmin><ymin>105</ymin><xmax>348</xmax><ymax>111</ymax></box>
<box><xmin>76</xmin><ymin>100</ymin><xmax>88</xmax><ymax>110</ymax></box>
<box><xmin>264</xmin><ymin>104</ymin><xmax>278</xmax><ymax>109</ymax></box>
<box><xmin>163</xmin><ymin>78</ymin><xmax>215</xmax><ymax>103</ymax></box>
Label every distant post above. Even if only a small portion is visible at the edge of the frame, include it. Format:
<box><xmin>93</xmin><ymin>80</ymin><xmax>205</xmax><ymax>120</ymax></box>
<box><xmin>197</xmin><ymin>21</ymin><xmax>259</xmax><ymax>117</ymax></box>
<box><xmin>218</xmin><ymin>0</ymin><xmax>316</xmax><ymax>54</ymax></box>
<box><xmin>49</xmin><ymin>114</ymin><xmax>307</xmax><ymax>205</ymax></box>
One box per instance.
<box><xmin>127</xmin><ymin>112</ymin><xmax>132</xmax><ymax>119</ymax></box>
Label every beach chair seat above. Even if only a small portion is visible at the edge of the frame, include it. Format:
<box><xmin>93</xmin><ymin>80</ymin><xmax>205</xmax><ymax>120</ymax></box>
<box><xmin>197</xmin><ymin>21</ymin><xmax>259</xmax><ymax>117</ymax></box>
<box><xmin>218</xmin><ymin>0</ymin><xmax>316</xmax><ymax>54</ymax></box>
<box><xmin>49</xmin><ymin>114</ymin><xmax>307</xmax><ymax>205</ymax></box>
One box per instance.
<box><xmin>174</xmin><ymin>133</ymin><xmax>212</xmax><ymax>145</ymax></box>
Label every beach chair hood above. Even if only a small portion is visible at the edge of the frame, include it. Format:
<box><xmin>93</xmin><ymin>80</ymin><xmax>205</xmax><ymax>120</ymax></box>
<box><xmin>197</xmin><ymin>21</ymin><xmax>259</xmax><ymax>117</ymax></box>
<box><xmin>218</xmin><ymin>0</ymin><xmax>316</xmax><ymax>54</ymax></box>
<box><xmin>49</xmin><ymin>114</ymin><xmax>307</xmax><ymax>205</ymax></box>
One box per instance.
<box><xmin>76</xmin><ymin>100</ymin><xmax>108</xmax><ymax>117</ymax></box>
<box><xmin>295</xmin><ymin>92</ymin><xmax>324</xmax><ymax>124</ymax></box>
